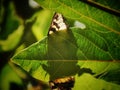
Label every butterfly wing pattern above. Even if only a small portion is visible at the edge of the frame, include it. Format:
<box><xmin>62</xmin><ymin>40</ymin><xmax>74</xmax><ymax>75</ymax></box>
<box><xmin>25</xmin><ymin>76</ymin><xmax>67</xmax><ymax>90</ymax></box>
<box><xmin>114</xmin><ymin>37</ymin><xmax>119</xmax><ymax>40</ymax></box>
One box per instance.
<box><xmin>48</xmin><ymin>13</ymin><xmax>67</xmax><ymax>35</ymax></box>
<box><xmin>49</xmin><ymin>76</ymin><xmax>75</xmax><ymax>90</ymax></box>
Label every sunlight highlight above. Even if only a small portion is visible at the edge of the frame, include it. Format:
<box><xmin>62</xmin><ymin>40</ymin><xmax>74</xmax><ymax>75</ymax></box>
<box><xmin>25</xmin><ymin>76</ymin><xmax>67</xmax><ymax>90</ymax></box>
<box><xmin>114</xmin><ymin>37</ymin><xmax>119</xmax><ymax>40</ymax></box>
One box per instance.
<box><xmin>74</xmin><ymin>21</ymin><xmax>86</xmax><ymax>29</ymax></box>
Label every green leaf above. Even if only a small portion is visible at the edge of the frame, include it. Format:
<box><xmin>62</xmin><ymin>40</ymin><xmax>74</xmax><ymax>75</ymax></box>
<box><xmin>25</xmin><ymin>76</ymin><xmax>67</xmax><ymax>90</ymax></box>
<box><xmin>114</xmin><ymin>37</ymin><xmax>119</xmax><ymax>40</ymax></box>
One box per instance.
<box><xmin>35</xmin><ymin>0</ymin><xmax>120</xmax><ymax>34</ymax></box>
<box><xmin>0</xmin><ymin>25</ymin><xmax>24</xmax><ymax>52</ymax></box>
<box><xmin>12</xmin><ymin>60</ymin><xmax>49</xmax><ymax>82</ymax></box>
<box><xmin>11</xmin><ymin>0</ymin><xmax>120</xmax><ymax>59</ymax></box>
<box><xmin>12</xmin><ymin>37</ymin><xmax>48</xmax><ymax>60</ymax></box>
<box><xmin>11</xmin><ymin>27</ymin><xmax>119</xmax><ymax>60</ymax></box>
<box><xmin>11</xmin><ymin>59</ymin><xmax>120</xmax><ymax>89</ymax></box>
<box><xmin>34</xmin><ymin>0</ymin><xmax>120</xmax><ymax>60</ymax></box>
<box><xmin>10</xmin><ymin>0</ymin><xmax>120</xmax><ymax>89</ymax></box>
<box><xmin>31</xmin><ymin>10</ymin><xmax>54</xmax><ymax>40</ymax></box>
<box><xmin>74</xmin><ymin>73</ymin><xmax>120</xmax><ymax>90</ymax></box>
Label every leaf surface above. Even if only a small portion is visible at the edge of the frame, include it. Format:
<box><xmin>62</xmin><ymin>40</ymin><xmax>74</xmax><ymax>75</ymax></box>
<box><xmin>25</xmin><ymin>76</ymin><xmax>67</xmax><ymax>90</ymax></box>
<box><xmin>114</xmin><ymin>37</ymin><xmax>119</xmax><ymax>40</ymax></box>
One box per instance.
<box><xmin>11</xmin><ymin>0</ymin><xmax>120</xmax><ymax>89</ymax></box>
<box><xmin>35</xmin><ymin>0</ymin><xmax>120</xmax><ymax>60</ymax></box>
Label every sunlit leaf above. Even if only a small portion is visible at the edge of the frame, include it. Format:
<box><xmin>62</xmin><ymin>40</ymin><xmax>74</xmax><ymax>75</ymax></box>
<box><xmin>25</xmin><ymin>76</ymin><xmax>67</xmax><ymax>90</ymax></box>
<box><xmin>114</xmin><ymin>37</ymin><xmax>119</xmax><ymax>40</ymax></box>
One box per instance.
<box><xmin>34</xmin><ymin>0</ymin><xmax>120</xmax><ymax>60</ymax></box>
<box><xmin>74</xmin><ymin>73</ymin><xmax>120</xmax><ymax>90</ymax></box>
<box><xmin>0</xmin><ymin>25</ymin><xmax>24</xmax><ymax>51</ymax></box>
<box><xmin>10</xmin><ymin>0</ymin><xmax>120</xmax><ymax>90</ymax></box>
<box><xmin>31</xmin><ymin>10</ymin><xmax>54</xmax><ymax>40</ymax></box>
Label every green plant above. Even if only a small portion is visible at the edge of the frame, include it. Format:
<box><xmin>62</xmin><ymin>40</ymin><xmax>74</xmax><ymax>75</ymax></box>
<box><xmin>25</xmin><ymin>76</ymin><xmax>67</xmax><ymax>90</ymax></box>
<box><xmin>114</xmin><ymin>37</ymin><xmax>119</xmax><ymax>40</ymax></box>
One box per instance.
<box><xmin>0</xmin><ymin>0</ymin><xmax>120</xmax><ymax>90</ymax></box>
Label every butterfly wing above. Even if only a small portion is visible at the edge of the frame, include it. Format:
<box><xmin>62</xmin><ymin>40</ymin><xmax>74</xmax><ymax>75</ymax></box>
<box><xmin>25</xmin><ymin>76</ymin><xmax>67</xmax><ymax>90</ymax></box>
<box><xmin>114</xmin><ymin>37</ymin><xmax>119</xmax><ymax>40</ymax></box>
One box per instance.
<box><xmin>48</xmin><ymin>13</ymin><xmax>67</xmax><ymax>35</ymax></box>
<box><xmin>49</xmin><ymin>76</ymin><xmax>75</xmax><ymax>90</ymax></box>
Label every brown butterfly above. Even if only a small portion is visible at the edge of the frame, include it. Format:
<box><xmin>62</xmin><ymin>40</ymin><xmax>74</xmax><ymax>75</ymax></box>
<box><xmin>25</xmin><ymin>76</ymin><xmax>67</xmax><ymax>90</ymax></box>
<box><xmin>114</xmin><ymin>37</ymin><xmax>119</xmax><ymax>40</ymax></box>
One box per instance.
<box><xmin>49</xmin><ymin>76</ymin><xmax>75</xmax><ymax>90</ymax></box>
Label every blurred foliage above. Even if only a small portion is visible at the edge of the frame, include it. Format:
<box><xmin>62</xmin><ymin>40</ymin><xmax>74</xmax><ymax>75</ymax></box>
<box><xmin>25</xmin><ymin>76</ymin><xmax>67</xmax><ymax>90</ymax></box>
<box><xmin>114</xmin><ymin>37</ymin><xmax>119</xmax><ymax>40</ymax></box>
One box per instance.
<box><xmin>0</xmin><ymin>0</ymin><xmax>52</xmax><ymax>67</ymax></box>
<box><xmin>0</xmin><ymin>0</ymin><xmax>52</xmax><ymax>90</ymax></box>
<box><xmin>0</xmin><ymin>64</ymin><xmax>23</xmax><ymax>90</ymax></box>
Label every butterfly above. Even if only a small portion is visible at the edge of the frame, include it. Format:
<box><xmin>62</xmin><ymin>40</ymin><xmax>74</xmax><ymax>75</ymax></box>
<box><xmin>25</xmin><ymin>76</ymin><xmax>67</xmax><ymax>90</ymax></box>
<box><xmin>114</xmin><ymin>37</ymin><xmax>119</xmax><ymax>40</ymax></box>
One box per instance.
<box><xmin>49</xmin><ymin>76</ymin><xmax>75</xmax><ymax>90</ymax></box>
<box><xmin>48</xmin><ymin>13</ymin><xmax>67</xmax><ymax>35</ymax></box>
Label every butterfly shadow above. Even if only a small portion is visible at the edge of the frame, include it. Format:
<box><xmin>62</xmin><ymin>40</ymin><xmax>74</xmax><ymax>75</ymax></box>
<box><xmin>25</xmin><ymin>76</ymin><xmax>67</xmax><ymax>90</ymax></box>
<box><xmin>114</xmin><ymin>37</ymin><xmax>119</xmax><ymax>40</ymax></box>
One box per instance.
<box><xmin>43</xmin><ymin>30</ymin><xmax>95</xmax><ymax>80</ymax></box>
